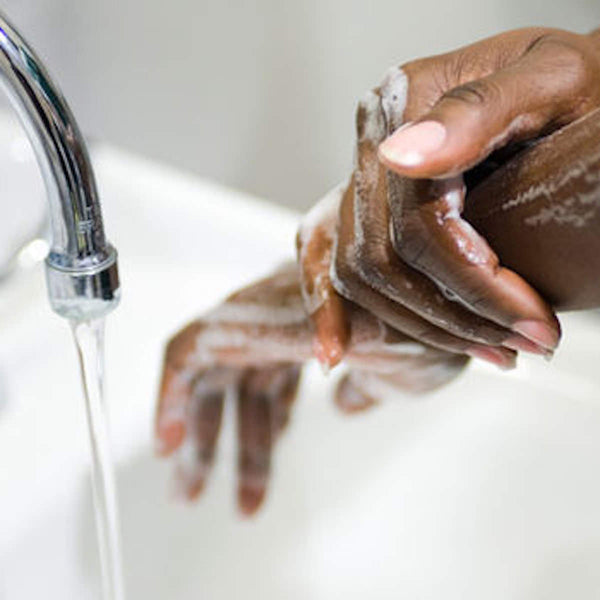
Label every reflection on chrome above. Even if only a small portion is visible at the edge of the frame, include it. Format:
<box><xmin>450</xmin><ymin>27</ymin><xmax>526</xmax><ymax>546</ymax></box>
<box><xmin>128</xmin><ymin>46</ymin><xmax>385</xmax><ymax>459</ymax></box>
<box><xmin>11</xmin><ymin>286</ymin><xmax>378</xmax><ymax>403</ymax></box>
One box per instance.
<box><xmin>0</xmin><ymin>12</ymin><xmax>119</xmax><ymax>321</ymax></box>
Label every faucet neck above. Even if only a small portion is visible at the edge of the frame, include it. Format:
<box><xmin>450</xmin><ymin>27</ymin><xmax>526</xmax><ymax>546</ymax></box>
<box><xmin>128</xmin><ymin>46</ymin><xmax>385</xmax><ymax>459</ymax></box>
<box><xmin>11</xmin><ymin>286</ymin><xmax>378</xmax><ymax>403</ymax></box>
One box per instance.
<box><xmin>0</xmin><ymin>13</ymin><xmax>119</xmax><ymax>320</ymax></box>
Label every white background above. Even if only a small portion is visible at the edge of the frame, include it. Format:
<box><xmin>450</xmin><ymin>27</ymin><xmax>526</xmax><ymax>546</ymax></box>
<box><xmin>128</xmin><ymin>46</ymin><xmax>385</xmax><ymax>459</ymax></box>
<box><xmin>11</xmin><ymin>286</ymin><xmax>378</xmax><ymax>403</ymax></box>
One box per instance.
<box><xmin>2</xmin><ymin>0</ymin><xmax>600</xmax><ymax>209</ymax></box>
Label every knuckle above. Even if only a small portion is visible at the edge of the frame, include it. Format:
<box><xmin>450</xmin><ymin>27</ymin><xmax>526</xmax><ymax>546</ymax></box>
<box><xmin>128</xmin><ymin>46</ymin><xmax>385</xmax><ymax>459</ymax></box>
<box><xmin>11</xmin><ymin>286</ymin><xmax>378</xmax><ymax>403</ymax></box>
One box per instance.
<box><xmin>441</xmin><ymin>78</ymin><xmax>501</xmax><ymax>108</ymax></box>
<box><xmin>354</xmin><ymin>244</ymin><xmax>390</xmax><ymax>288</ymax></box>
<box><xmin>529</xmin><ymin>33</ymin><xmax>595</xmax><ymax>92</ymax></box>
<box><xmin>448</xmin><ymin>49</ymin><xmax>489</xmax><ymax>86</ymax></box>
<box><xmin>467</xmin><ymin>291</ymin><xmax>491</xmax><ymax>312</ymax></box>
<box><xmin>399</xmin><ymin>57</ymin><xmax>449</xmax><ymax>121</ymax></box>
<box><xmin>392</xmin><ymin>213</ymin><xmax>431</xmax><ymax>267</ymax></box>
<box><xmin>400</xmin><ymin>55</ymin><xmax>438</xmax><ymax>81</ymax></box>
<box><xmin>196</xmin><ymin>445</ymin><xmax>216</xmax><ymax>466</ymax></box>
<box><xmin>557</xmin><ymin>49</ymin><xmax>594</xmax><ymax>95</ymax></box>
<box><xmin>529</xmin><ymin>30</ymin><xmax>583</xmax><ymax>54</ymax></box>
<box><xmin>165</xmin><ymin>322</ymin><xmax>205</xmax><ymax>370</ymax></box>
<box><xmin>553</xmin><ymin>43</ymin><xmax>589</xmax><ymax>77</ymax></box>
<box><xmin>239</xmin><ymin>448</ymin><xmax>270</xmax><ymax>475</ymax></box>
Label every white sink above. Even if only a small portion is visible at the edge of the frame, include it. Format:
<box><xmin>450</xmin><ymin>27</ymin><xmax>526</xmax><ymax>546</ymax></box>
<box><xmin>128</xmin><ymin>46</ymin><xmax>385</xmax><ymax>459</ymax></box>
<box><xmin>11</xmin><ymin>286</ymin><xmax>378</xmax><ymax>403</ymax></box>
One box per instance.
<box><xmin>1</xmin><ymin>113</ymin><xmax>600</xmax><ymax>600</ymax></box>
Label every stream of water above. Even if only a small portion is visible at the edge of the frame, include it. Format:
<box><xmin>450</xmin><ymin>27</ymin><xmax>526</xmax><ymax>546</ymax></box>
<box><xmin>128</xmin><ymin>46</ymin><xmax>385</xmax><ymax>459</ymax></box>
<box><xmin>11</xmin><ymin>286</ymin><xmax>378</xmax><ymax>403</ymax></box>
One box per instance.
<box><xmin>72</xmin><ymin>319</ymin><xmax>126</xmax><ymax>600</ymax></box>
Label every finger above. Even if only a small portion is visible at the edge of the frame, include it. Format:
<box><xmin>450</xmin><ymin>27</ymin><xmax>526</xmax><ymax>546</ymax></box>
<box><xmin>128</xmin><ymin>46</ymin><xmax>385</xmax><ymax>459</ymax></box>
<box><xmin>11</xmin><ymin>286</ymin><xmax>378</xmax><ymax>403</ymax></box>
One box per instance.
<box><xmin>374</xmin><ymin>29</ymin><xmax>565</xmax><ymax>151</ymax></box>
<box><xmin>349</xmin><ymin>94</ymin><xmax>546</xmax><ymax>354</ymax></box>
<box><xmin>332</xmin><ymin>172</ymin><xmax>518</xmax><ymax>368</ymax></box>
<box><xmin>196</xmin><ymin>265</ymin><xmax>315</xmax><ymax>367</ymax></box>
<box><xmin>368</xmin><ymin>65</ymin><xmax>562</xmax><ymax>349</ymax></box>
<box><xmin>297</xmin><ymin>185</ymin><xmax>351</xmax><ymax>369</ymax></box>
<box><xmin>335</xmin><ymin>350</ymin><xmax>469</xmax><ymax>412</ymax></box>
<box><xmin>348</xmin><ymin>332</ymin><xmax>470</xmax><ymax>394</ymax></box>
<box><xmin>350</xmin><ymin>365</ymin><xmax>467</xmax><ymax>400</ymax></box>
<box><xmin>379</xmin><ymin>32</ymin><xmax>600</xmax><ymax>178</ymax></box>
<box><xmin>156</xmin><ymin>322</ymin><xmax>203</xmax><ymax>456</ymax></box>
<box><xmin>173</xmin><ymin>370</ymin><xmax>227</xmax><ymax>501</ymax></box>
<box><xmin>271</xmin><ymin>364</ymin><xmax>302</xmax><ymax>436</ymax></box>
<box><xmin>347</xmin><ymin>315</ymin><xmax>470</xmax><ymax>393</ymax></box>
<box><xmin>156</xmin><ymin>267</ymin><xmax>309</xmax><ymax>456</ymax></box>
<box><xmin>236</xmin><ymin>368</ymin><xmax>276</xmax><ymax>516</ymax></box>
<box><xmin>236</xmin><ymin>364</ymin><xmax>303</xmax><ymax>515</ymax></box>
<box><xmin>310</xmin><ymin>297</ymin><xmax>351</xmax><ymax>371</ymax></box>
<box><xmin>334</xmin><ymin>372</ymin><xmax>379</xmax><ymax>414</ymax></box>
<box><xmin>388</xmin><ymin>175</ymin><xmax>561</xmax><ymax>350</ymax></box>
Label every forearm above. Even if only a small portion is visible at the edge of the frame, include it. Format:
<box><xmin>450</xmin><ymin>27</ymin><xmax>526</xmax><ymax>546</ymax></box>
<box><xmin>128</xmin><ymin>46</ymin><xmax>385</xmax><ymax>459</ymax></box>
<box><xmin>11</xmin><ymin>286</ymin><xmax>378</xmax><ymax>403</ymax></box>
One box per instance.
<box><xmin>464</xmin><ymin>108</ymin><xmax>600</xmax><ymax>311</ymax></box>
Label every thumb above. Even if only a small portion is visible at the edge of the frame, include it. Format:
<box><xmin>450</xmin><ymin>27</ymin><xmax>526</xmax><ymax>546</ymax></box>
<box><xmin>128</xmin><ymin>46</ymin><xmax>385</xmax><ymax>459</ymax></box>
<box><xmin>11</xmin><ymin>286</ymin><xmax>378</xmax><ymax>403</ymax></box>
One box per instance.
<box><xmin>378</xmin><ymin>35</ymin><xmax>599</xmax><ymax>178</ymax></box>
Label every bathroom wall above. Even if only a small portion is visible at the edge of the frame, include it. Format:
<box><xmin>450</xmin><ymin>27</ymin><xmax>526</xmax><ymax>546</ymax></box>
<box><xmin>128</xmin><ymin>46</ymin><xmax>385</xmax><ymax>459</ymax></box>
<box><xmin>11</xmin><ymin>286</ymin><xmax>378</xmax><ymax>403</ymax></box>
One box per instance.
<box><xmin>2</xmin><ymin>0</ymin><xmax>600</xmax><ymax>210</ymax></box>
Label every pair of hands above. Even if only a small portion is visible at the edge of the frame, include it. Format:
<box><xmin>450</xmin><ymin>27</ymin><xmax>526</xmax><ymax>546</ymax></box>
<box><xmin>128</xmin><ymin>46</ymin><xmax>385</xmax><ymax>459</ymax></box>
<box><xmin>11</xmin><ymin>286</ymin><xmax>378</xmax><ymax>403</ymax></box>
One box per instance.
<box><xmin>156</xmin><ymin>27</ymin><xmax>600</xmax><ymax>515</ymax></box>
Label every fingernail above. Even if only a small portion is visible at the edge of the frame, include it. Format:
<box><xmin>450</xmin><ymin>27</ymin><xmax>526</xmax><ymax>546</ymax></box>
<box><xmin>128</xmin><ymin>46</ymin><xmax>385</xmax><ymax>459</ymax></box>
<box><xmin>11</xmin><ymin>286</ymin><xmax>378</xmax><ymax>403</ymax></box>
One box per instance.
<box><xmin>378</xmin><ymin>120</ymin><xmax>446</xmax><ymax>167</ymax></box>
<box><xmin>335</xmin><ymin>377</ymin><xmax>376</xmax><ymax>414</ymax></box>
<box><xmin>513</xmin><ymin>320</ymin><xmax>559</xmax><ymax>351</ymax></box>
<box><xmin>186</xmin><ymin>480</ymin><xmax>205</xmax><ymax>501</ymax></box>
<box><xmin>155</xmin><ymin>421</ymin><xmax>185</xmax><ymax>456</ymax></box>
<box><xmin>170</xmin><ymin>467</ymin><xmax>206</xmax><ymax>502</ymax></box>
<box><xmin>238</xmin><ymin>484</ymin><xmax>266</xmax><ymax>517</ymax></box>
<box><xmin>466</xmin><ymin>346</ymin><xmax>516</xmax><ymax>370</ymax></box>
<box><xmin>313</xmin><ymin>338</ymin><xmax>343</xmax><ymax>373</ymax></box>
<box><xmin>503</xmin><ymin>335</ymin><xmax>549</xmax><ymax>356</ymax></box>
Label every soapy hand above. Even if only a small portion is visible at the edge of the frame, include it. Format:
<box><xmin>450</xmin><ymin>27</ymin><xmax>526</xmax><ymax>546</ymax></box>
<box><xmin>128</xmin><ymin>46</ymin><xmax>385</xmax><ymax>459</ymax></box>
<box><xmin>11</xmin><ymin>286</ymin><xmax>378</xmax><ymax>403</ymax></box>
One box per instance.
<box><xmin>306</xmin><ymin>27</ymin><xmax>600</xmax><ymax>369</ymax></box>
<box><xmin>156</xmin><ymin>263</ymin><xmax>467</xmax><ymax>515</ymax></box>
<box><xmin>155</xmin><ymin>26</ymin><xmax>600</xmax><ymax>516</ymax></box>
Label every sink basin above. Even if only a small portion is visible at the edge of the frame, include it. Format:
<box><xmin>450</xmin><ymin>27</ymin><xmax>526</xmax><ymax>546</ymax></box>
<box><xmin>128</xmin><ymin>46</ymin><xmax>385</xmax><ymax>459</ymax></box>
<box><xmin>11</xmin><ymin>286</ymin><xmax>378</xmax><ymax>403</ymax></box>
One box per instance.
<box><xmin>1</xmin><ymin>112</ymin><xmax>600</xmax><ymax>600</ymax></box>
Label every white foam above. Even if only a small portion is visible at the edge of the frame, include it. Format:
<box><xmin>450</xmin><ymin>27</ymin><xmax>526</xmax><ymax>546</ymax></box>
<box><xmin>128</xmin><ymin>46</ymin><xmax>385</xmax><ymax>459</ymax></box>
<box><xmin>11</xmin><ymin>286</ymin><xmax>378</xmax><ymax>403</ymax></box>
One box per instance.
<box><xmin>204</xmin><ymin>301</ymin><xmax>306</xmax><ymax>326</ymax></box>
<box><xmin>380</xmin><ymin>66</ymin><xmax>409</xmax><ymax>132</ymax></box>
<box><xmin>442</xmin><ymin>185</ymin><xmax>464</xmax><ymax>220</ymax></box>
<box><xmin>357</xmin><ymin>90</ymin><xmax>386</xmax><ymax>145</ymax></box>
<box><xmin>524</xmin><ymin>200</ymin><xmax>597</xmax><ymax>228</ymax></box>
<box><xmin>191</xmin><ymin>325</ymin><xmax>313</xmax><ymax>369</ymax></box>
<box><xmin>435</xmin><ymin>178</ymin><xmax>490</xmax><ymax>265</ymax></box>
<box><xmin>502</xmin><ymin>150</ymin><xmax>600</xmax><ymax>213</ymax></box>
<box><xmin>355</xmin><ymin>338</ymin><xmax>426</xmax><ymax>356</ymax></box>
<box><xmin>298</xmin><ymin>182</ymin><xmax>346</xmax><ymax>245</ymax></box>
<box><xmin>297</xmin><ymin>183</ymin><xmax>347</xmax><ymax>315</ymax></box>
<box><xmin>352</xmin><ymin>178</ymin><xmax>369</xmax><ymax>251</ymax></box>
<box><xmin>177</xmin><ymin>435</ymin><xmax>201</xmax><ymax>475</ymax></box>
<box><xmin>355</xmin><ymin>66</ymin><xmax>408</xmax><ymax>148</ymax></box>
<box><xmin>384</xmin><ymin>342</ymin><xmax>427</xmax><ymax>355</ymax></box>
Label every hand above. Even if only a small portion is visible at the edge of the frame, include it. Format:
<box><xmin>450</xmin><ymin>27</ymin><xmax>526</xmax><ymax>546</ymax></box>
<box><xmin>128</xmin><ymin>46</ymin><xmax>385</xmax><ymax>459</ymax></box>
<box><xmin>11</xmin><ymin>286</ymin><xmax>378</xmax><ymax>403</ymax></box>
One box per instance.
<box><xmin>156</xmin><ymin>263</ymin><xmax>468</xmax><ymax>515</ymax></box>
<box><xmin>297</xmin><ymin>177</ymin><xmax>519</xmax><ymax>370</ymax></box>
<box><xmin>303</xmin><ymin>27</ymin><xmax>600</xmax><ymax>369</ymax></box>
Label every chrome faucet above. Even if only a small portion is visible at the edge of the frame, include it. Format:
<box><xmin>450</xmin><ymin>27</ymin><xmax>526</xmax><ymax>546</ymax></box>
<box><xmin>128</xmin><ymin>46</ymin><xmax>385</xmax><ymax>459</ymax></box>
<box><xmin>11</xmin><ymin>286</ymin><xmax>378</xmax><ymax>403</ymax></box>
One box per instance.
<box><xmin>0</xmin><ymin>13</ymin><xmax>119</xmax><ymax>321</ymax></box>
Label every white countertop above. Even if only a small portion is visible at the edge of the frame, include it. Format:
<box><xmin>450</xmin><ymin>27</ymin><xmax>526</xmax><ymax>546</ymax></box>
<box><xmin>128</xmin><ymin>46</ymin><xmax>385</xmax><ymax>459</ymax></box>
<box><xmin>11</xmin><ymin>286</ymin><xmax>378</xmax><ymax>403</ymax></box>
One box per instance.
<box><xmin>1</xmin><ymin>121</ymin><xmax>600</xmax><ymax>599</ymax></box>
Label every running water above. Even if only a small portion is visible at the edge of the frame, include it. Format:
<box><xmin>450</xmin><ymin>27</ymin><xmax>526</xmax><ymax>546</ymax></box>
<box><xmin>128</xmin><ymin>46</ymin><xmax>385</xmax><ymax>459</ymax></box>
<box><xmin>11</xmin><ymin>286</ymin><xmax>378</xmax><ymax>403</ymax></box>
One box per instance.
<box><xmin>72</xmin><ymin>319</ymin><xmax>126</xmax><ymax>600</ymax></box>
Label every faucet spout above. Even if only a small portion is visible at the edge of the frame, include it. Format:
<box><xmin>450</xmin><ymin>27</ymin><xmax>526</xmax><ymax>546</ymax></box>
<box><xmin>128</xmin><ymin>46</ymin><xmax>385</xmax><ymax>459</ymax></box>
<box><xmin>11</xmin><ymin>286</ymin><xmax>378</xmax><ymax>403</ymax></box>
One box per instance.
<box><xmin>0</xmin><ymin>13</ymin><xmax>119</xmax><ymax>320</ymax></box>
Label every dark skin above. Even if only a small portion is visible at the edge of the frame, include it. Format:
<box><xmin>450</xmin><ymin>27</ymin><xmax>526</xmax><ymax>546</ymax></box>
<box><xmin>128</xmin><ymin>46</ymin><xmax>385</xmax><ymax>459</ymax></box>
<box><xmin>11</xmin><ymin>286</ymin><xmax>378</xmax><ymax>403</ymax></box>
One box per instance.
<box><xmin>310</xmin><ymin>26</ymin><xmax>600</xmax><ymax>367</ymax></box>
<box><xmin>158</xmin><ymin>27</ymin><xmax>600</xmax><ymax>515</ymax></box>
<box><xmin>156</xmin><ymin>264</ymin><xmax>467</xmax><ymax>515</ymax></box>
<box><xmin>464</xmin><ymin>106</ymin><xmax>600</xmax><ymax>310</ymax></box>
